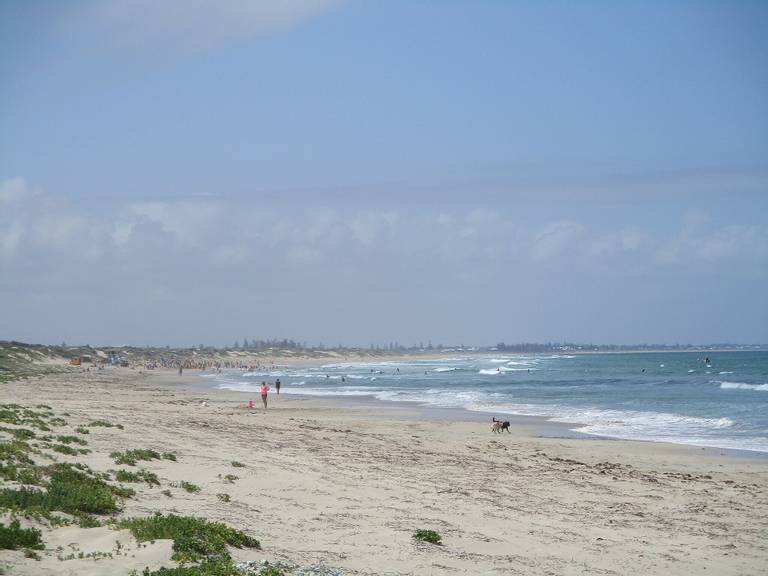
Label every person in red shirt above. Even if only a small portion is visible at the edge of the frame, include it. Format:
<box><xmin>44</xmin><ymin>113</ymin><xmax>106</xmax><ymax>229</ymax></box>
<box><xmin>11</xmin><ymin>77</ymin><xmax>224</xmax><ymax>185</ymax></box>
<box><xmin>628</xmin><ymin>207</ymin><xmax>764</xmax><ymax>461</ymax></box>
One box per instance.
<box><xmin>260</xmin><ymin>381</ymin><xmax>269</xmax><ymax>411</ymax></box>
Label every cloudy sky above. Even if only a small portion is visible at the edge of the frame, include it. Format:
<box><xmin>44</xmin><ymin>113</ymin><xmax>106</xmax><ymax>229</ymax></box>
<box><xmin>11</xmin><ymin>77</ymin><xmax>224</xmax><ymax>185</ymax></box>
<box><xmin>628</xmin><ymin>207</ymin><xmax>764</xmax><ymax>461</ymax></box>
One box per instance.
<box><xmin>1</xmin><ymin>1</ymin><xmax>767</xmax><ymax>347</ymax></box>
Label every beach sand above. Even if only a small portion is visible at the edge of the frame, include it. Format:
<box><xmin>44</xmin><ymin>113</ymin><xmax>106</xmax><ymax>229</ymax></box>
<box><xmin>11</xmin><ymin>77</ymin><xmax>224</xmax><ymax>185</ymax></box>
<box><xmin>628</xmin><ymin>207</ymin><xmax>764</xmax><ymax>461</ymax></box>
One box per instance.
<box><xmin>1</xmin><ymin>367</ymin><xmax>767</xmax><ymax>575</ymax></box>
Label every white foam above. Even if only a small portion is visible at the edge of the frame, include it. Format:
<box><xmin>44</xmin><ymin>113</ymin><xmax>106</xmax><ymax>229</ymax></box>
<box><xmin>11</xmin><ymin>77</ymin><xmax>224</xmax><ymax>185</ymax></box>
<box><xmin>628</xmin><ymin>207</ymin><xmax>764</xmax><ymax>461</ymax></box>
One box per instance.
<box><xmin>479</xmin><ymin>368</ymin><xmax>501</xmax><ymax>375</ymax></box>
<box><xmin>719</xmin><ymin>381</ymin><xmax>768</xmax><ymax>392</ymax></box>
<box><xmin>478</xmin><ymin>366</ymin><xmax>521</xmax><ymax>374</ymax></box>
<box><xmin>719</xmin><ymin>371</ymin><xmax>734</xmax><ymax>375</ymax></box>
<box><xmin>468</xmin><ymin>403</ymin><xmax>759</xmax><ymax>451</ymax></box>
<box><xmin>281</xmin><ymin>387</ymin><xmax>375</xmax><ymax>397</ymax></box>
<box><xmin>433</xmin><ymin>367</ymin><xmax>460</xmax><ymax>372</ymax></box>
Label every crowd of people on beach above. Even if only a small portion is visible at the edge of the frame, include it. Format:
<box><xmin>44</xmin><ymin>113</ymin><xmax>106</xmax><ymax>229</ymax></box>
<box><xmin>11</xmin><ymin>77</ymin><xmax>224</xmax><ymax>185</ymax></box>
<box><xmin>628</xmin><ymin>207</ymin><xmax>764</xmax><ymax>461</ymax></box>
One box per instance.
<box><xmin>142</xmin><ymin>358</ymin><xmax>276</xmax><ymax>373</ymax></box>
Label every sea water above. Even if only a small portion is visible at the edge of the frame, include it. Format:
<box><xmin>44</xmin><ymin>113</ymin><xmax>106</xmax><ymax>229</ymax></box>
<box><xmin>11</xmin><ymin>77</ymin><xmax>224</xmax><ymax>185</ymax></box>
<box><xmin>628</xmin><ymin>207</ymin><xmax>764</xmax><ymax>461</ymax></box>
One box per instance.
<box><xmin>207</xmin><ymin>351</ymin><xmax>768</xmax><ymax>454</ymax></box>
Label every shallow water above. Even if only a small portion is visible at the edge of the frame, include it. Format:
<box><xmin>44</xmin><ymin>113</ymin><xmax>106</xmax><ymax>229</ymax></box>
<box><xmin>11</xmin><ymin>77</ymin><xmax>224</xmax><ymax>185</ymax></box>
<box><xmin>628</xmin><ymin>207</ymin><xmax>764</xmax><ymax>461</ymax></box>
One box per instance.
<box><xmin>205</xmin><ymin>351</ymin><xmax>768</xmax><ymax>453</ymax></box>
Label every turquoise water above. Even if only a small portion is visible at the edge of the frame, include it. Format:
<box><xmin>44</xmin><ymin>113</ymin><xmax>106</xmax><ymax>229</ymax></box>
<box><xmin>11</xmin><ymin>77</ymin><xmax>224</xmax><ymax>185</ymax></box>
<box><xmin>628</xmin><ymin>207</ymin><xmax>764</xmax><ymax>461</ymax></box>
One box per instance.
<box><xmin>207</xmin><ymin>351</ymin><xmax>768</xmax><ymax>453</ymax></box>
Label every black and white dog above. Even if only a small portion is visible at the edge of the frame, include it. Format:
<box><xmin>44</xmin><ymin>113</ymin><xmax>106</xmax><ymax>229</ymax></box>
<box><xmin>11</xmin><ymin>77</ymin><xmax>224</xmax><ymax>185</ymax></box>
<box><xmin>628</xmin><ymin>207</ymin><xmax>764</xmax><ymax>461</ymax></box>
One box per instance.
<box><xmin>491</xmin><ymin>417</ymin><xmax>510</xmax><ymax>433</ymax></box>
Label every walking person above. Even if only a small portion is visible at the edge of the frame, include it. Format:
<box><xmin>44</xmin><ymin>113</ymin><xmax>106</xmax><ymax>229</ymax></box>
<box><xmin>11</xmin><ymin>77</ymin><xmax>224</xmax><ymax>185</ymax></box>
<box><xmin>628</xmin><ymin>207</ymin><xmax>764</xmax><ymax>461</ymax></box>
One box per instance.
<box><xmin>275</xmin><ymin>378</ymin><xmax>281</xmax><ymax>395</ymax></box>
<box><xmin>260</xmin><ymin>381</ymin><xmax>269</xmax><ymax>411</ymax></box>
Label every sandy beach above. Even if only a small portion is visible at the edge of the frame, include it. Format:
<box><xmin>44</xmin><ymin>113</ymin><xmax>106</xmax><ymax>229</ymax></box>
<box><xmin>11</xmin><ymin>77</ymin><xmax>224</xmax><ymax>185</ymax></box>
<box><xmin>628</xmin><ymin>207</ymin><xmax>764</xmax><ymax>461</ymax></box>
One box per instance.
<box><xmin>1</xmin><ymin>366</ymin><xmax>767</xmax><ymax>575</ymax></box>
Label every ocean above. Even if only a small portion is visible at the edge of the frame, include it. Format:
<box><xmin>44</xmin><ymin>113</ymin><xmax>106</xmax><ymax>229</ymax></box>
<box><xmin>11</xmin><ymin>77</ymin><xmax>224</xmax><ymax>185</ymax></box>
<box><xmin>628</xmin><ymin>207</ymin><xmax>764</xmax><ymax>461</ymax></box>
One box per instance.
<box><xmin>205</xmin><ymin>351</ymin><xmax>768</xmax><ymax>454</ymax></box>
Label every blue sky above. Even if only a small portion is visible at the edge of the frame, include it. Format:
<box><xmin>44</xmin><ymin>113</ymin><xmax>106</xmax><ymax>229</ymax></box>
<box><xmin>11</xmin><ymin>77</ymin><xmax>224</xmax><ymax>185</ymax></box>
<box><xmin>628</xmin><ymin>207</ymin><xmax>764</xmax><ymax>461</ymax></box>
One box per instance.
<box><xmin>1</xmin><ymin>1</ymin><xmax>767</xmax><ymax>347</ymax></box>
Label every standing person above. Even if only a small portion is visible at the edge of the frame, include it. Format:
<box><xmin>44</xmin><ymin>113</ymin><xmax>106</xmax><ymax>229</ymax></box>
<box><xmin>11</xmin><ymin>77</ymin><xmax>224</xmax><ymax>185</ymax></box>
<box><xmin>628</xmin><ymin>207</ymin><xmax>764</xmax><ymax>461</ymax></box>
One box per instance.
<box><xmin>275</xmin><ymin>378</ymin><xmax>281</xmax><ymax>395</ymax></box>
<box><xmin>260</xmin><ymin>381</ymin><xmax>269</xmax><ymax>411</ymax></box>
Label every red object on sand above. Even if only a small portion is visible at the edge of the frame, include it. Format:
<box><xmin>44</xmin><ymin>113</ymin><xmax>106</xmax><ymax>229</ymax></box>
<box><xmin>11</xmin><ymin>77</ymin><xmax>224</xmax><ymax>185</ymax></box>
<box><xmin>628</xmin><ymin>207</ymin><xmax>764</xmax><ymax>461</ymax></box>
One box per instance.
<box><xmin>248</xmin><ymin>399</ymin><xmax>254</xmax><ymax>409</ymax></box>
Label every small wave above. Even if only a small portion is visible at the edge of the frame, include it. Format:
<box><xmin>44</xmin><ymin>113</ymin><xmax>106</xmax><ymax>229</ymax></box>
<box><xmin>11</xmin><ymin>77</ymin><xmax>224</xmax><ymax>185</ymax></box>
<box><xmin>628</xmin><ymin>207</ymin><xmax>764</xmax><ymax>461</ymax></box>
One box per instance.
<box><xmin>719</xmin><ymin>381</ymin><xmax>768</xmax><ymax>392</ymax></box>
<box><xmin>468</xmin><ymin>403</ymin><xmax>752</xmax><ymax>449</ymax></box>
<box><xmin>688</xmin><ymin>369</ymin><xmax>695</xmax><ymax>373</ymax></box>
<box><xmin>281</xmin><ymin>387</ymin><xmax>375</xmax><ymax>397</ymax></box>
<box><xmin>479</xmin><ymin>367</ymin><xmax>522</xmax><ymax>375</ymax></box>
<box><xmin>434</xmin><ymin>367</ymin><xmax>460</xmax><ymax>372</ymax></box>
<box><xmin>719</xmin><ymin>371</ymin><xmax>734</xmax><ymax>375</ymax></box>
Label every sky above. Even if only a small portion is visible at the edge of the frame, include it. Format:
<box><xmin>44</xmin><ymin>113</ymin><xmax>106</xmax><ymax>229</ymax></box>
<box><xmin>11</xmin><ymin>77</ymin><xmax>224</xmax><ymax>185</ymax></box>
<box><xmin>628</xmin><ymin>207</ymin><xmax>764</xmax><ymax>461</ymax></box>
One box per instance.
<box><xmin>1</xmin><ymin>0</ymin><xmax>767</xmax><ymax>348</ymax></box>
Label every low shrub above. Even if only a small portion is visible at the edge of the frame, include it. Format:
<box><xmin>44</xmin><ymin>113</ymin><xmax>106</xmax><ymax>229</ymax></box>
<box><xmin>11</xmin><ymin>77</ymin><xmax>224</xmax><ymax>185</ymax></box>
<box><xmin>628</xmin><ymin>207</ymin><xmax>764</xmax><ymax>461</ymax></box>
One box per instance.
<box><xmin>89</xmin><ymin>420</ymin><xmax>124</xmax><ymax>430</ymax></box>
<box><xmin>162</xmin><ymin>452</ymin><xmax>177</xmax><ymax>461</ymax></box>
<box><xmin>0</xmin><ymin>464</ymin><xmax>124</xmax><ymax>515</ymax></box>
<box><xmin>114</xmin><ymin>469</ymin><xmax>160</xmax><ymax>487</ymax></box>
<box><xmin>256</xmin><ymin>567</ymin><xmax>287</xmax><ymax>576</ymax></box>
<box><xmin>77</xmin><ymin>514</ymin><xmax>101</xmax><ymax>528</ymax></box>
<box><xmin>0</xmin><ymin>406</ymin><xmax>53</xmax><ymax>432</ymax></box>
<box><xmin>0</xmin><ymin>426</ymin><xmax>36</xmax><ymax>440</ymax></box>
<box><xmin>413</xmin><ymin>529</ymin><xmax>442</xmax><ymax>545</ymax></box>
<box><xmin>43</xmin><ymin>466</ymin><xmax>121</xmax><ymax>514</ymax></box>
<box><xmin>118</xmin><ymin>513</ymin><xmax>260</xmax><ymax>563</ymax></box>
<box><xmin>111</xmin><ymin>449</ymin><xmax>161</xmax><ymax>466</ymax></box>
<box><xmin>0</xmin><ymin>519</ymin><xmax>43</xmax><ymax>550</ymax></box>
<box><xmin>230</xmin><ymin>461</ymin><xmax>244</xmax><ymax>468</ymax></box>
<box><xmin>136</xmin><ymin>557</ymin><xmax>240</xmax><ymax>575</ymax></box>
<box><xmin>50</xmin><ymin>443</ymin><xmax>90</xmax><ymax>456</ymax></box>
<box><xmin>180</xmin><ymin>481</ymin><xmax>200</xmax><ymax>493</ymax></box>
<box><xmin>0</xmin><ymin>463</ymin><xmax>43</xmax><ymax>485</ymax></box>
<box><xmin>55</xmin><ymin>435</ymin><xmax>88</xmax><ymax>446</ymax></box>
<box><xmin>0</xmin><ymin>408</ymin><xmax>21</xmax><ymax>425</ymax></box>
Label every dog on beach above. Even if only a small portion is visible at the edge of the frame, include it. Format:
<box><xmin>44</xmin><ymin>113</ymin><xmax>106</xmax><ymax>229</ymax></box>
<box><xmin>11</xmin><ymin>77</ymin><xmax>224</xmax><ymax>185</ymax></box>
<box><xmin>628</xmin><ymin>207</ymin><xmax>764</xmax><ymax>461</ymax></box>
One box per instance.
<box><xmin>491</xmin><ymin>417</ymin><xmax>510</xmax><ymax>434</ymax></box>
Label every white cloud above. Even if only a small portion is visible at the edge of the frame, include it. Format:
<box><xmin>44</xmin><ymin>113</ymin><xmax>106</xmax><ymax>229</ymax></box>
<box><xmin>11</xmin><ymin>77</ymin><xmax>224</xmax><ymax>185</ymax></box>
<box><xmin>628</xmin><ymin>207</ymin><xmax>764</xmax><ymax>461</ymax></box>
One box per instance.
<box><xmin>111</xmin><ymin>220</ymin><xmax>136</xmax><ymax>248</ymax></box>
<box><xmin>0</xmin><ymin>177</ymin><xmax>37</xmax><ymax>204</ymax></box>
<box><xmin>620</xmin><ymin>227</ymin><xmax>645</xmax><ymax>251</ymax></box>
<box><xmin>2</xmin><ymin>178</ymin><xmax>767</xmax><ymax>345</ymax></box>
<box><xmin>65</xmin><ymin>0</ymin><xmax>342</xmax><ymax>54</ymax></box>
<box><xmin>33</xmin><ymin>215</ymin><xmax>85</xmax><ymax>246</ymax></box>
<box><xmin>531</xmin><ymin>221</ymin><xmax>583</xmax><ymax>261</ymax></box>
<box><xmin>0</xmin><ymin>220</ymin><xmax>24</xmax><ymax>257</ymax></box>
<box><xmin>696</xmin><ymin>225</ymin><xmax>768</xmax><ymax>262</ymax></box>
<box><xmin>126</xmin><ymin>200</ymin><xmax>224</xmax><ymax>246</ymax></box>
<box><xmin>656</xmin><ymin>220</ymin><xmax>768</xmax><ymax>265</ymax></box>
<box><xmin>349</xmin><ymin>211</ymin><xmax>398</xmax><ymax>247</ymax></box>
